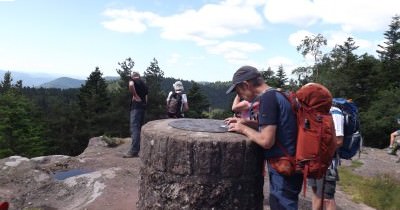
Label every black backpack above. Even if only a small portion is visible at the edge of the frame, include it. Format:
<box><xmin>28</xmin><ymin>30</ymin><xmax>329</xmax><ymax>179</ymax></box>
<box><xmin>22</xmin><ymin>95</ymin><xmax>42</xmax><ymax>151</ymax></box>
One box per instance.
<box><xmin>167</xmin><ymin>92</ymin><xmax>182</xmax><ymax>115</ymax></box>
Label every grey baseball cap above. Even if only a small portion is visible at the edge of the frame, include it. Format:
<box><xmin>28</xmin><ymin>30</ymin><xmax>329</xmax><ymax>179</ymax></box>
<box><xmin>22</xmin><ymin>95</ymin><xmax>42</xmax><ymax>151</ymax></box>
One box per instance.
<box><xmin>226</xmin><ymin>66</ymin><xmax>261</xmax><ymax>94</ymax></box>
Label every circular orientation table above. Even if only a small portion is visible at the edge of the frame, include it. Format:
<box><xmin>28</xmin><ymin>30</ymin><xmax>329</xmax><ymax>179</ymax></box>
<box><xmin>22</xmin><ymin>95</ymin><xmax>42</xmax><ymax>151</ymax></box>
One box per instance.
<box><xmin>138</xmin><ymin>119</ymin><xmax>264</xmax><ymax>210</ymax></box>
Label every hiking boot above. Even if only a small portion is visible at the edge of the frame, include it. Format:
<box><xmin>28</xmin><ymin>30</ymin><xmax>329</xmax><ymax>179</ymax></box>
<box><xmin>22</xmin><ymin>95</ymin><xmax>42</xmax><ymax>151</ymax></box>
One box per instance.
<box><xmin>123</xmin><ymin>152</ymin><xmax>139</xmax><ymax>158</ymax></box>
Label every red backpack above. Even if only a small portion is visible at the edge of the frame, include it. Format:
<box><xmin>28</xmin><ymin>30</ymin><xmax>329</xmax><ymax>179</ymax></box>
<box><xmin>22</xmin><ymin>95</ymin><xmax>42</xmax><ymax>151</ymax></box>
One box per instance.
<box><xmin>283</xmin><ymin>83</ymin><xmax>336</xmax><ymax>194</ymax></box>
<box><xmin>0</xmin><ymin>202</ymin><xmax>9</xmax><ymax>210</ymax></box>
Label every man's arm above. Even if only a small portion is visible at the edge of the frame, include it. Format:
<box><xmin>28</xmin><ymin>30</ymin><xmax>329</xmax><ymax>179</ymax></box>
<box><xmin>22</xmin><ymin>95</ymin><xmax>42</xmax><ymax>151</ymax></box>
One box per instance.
<box><xmin>228</xmin><ymin>122</ymin><xmax>277</xmax><ymax>149</ymax></box>
<box><xmin>232</xmin><ymin>95</ymin><xmax>249</xmax><ymax>112</ymax></box>
<box><xmin>182</xmin><ymin>94</ymin><xmax>189</xmax><ymax>112</ymax></box>
<box><xmin>183</xmin><ymin>102</ymin><xmax>189</xmax><ymax>112</ymax></box>
<box><xmin>129</xmin><ymin>80</ymin><xmax>141</xmax><ymax>102</ymax></box>
<box><xmin>336</xmin><ymin>136</ymin><xmax>344</xmax><ymax>149</ymax></box>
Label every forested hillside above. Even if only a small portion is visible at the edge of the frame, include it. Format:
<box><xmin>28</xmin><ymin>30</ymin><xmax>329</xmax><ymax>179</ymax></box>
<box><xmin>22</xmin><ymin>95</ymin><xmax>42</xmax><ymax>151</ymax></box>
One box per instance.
<box><xmin>0</xmin><ymin>15</ymin><xmax>399</xmax><ymax>159</ymax></box>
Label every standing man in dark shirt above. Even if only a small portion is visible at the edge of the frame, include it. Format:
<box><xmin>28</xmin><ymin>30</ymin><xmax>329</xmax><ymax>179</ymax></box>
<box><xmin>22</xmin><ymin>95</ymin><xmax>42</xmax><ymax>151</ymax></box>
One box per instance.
<box><xmin>124</xmin><ymin>71</ymin><xmax>148</xmax><ymax>158</ymax></box>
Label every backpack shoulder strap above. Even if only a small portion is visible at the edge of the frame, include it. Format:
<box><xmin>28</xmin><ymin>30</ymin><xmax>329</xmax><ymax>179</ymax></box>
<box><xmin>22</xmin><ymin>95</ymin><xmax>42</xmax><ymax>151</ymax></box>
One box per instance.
<box><xmin>330</xmin><ymin>109</ymin><xmax>343</xmax><ymax>115</ymax></box>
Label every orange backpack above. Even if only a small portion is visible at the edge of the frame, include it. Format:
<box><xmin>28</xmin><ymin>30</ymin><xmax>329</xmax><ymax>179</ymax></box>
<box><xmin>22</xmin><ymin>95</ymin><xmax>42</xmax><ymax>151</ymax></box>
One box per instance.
<box><xmin>283</xmin><ymin>83</ymin><xmax>336</xmax><ymax>194</ymax></box>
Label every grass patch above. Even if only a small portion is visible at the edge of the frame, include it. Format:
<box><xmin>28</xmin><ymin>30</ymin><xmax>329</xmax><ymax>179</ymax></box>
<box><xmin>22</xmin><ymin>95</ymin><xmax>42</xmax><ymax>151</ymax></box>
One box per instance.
<box><xmin>339</xmin><ymin>165</ymin><xmax>400</xmax><ymax>210</ymax></box>
<box><xmin>348</xmin><ymin>160</ymin><xmax>363</xmax><ymax>169</ymax></box>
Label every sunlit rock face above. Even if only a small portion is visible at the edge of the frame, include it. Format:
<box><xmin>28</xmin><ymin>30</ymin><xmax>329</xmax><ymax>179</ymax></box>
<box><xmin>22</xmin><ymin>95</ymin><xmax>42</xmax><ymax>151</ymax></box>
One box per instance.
<box><xmin>0</xmin><ymin>137</ymin><xmax>137</xmax><ymax>210</ymax></box>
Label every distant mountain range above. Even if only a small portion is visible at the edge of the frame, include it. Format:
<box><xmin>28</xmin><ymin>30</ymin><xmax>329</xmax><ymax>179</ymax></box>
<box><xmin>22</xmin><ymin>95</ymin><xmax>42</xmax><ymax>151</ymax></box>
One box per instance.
<box><xmin>0</xmin><ymin>69</ymin><xmax>59</xmax><ymax>87</ymax></box>
<box><xmin>40</xmin><ymin>77</ymin><xmax>86</xmax><ymax>89</ymax></box>
<box><xmin>0</xmin><ymin>69</ymin><xmax>118</xmax><ymax>89</ymax></box>
<box><xmin>1</xmin><ymin>69</ymin><xmax>232</xmax><ymax>109</ymax></box>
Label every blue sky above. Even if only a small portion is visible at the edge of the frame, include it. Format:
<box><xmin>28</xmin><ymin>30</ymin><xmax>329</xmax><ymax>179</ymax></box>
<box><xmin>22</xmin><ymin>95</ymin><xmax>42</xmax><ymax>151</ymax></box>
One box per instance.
<box><xmin>0</xmin><ymin>0</ymin><xmax>398</xmax><ymax>82</ymax></box>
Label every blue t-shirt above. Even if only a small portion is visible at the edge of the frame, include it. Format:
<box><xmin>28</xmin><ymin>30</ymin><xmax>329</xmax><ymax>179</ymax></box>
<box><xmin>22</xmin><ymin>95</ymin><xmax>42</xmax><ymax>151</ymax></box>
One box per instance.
<box><xmin>258</xmin><ymin>90</ymin><xmax>297</xmax><ymax>159</ymax></box>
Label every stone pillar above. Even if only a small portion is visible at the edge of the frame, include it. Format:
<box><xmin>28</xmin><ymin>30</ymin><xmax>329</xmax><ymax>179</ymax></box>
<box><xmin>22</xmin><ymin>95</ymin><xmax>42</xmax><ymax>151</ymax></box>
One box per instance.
<box><xmin>138</xmin><ymin>119</ymin><xmax>264</xmax><ymax>210</ymax></box>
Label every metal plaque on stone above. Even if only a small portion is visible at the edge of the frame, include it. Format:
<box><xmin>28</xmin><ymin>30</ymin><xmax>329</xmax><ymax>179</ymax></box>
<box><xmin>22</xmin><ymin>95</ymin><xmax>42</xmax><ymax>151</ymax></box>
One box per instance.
<box><xmin>168</xmin><ymin>118</ymin><xmax>229</xmax><ymax>133</ymax></box>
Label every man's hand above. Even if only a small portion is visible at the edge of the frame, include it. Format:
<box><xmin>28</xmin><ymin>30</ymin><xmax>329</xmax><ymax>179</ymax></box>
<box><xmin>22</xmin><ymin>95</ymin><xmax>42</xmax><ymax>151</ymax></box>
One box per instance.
<box><xmin>224</xmin><ymin>117</ymin><xmax>247</xmax><ymax>134</ymax></box>
<box><xmin>227</xmin><ymin>121</ymin><xmax>247</xmax><ymax>134</ymax></box>
<box><xmin>224</xmin><ymin>117</ymin><xmax>238</xmax><ymax>125</ymax></box>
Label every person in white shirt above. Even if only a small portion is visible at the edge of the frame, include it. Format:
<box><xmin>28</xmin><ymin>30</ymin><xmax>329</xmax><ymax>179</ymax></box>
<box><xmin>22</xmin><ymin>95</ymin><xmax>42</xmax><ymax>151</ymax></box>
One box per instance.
<box><xmin>166</xmin><ymin>81</ymin><xmax>189</xmax><ymax>118</ymax></box>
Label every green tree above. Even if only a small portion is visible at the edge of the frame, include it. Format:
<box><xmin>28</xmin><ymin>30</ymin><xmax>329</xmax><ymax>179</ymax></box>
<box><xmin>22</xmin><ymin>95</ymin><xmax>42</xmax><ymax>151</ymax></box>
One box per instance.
<box><xmin>291</xmin><ymin>66</ymin><xmax>313</xmax><ymax>86</ymax></box>
<box><xmin>186</xmin><ymin>81</ymin><xmax>210</xmax><ymax>118</ymax></box>
<box><xmin>362</xmin><ymin>87</ymin><xmax>400</xmax><ymax>148</ymax></box>
<box><xmin>0</xmin><ymin>71</ymin><xmax>13</xmax><ymax>93</ymax></box>
<box><xmin>376</xmin><ymin>15</ymin><xmax>400</xmax><ymax>89</ymax></box>
<box><xmin>275</xmin><ymin>65</ymin><xmax>288</xmax><ymax>89</ymax></box>
<box><xmin>78</xmin><ymin>67</ymin><xmax>111</xmax><ymax>139</ymax></box>
<box><xmin>261</xmin><ymin>67</ymin><xmax>279</xmax><ymax>87</ymax></box>
<box><xmin>0</xmin><ymin>73</ymin><xmax>46</xmax><ymax>158</ymax></box>
<box><xmin>144</xmin><ymin>58</ymin><xmax>166</xmax><ymax>121</ymax></box>
<box><xmin>319</xmin><ymin>37</ymin><xmax>359</xmax><ymax>98</ymax></box>
<box><xmin>116</xmin><ymin>57</ymin><xmax>135</xmax><ymax>88</ymax></box>
<box><xmin>106</xmin><ymin>57</ymin><xmax>137</xmax><ymax>137</ymax></box>
<box><xmin>297</xmin><ymin>33</ymin><xmax>327</xmax><ymax>81</ymax></box>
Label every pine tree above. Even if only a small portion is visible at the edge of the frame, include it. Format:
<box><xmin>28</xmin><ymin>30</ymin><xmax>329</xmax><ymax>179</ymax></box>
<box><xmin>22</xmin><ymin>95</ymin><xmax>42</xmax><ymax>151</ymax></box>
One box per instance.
<box><xmin>0</xmin><ymin>72</ymin><xmax>46</xmax><ymax>158</ymax></box>
<box><xmin>186</xmin><ymin>81</ymin><xmax>210</xmax><ymax>118</ymax></box>
<box><xmin>261</xmin><ymin>67</ymin><xmax>278</xmax><ymax>87</ymax></box>
<box><xmin>321</xmin><ymin>37</ymin><xmax>360</xmax><ymax>97</ymax></box>
<box><xmin>376</xmin><ymin>15</ymin><xmax>400</xmax><ymax>88</ymax></box>
<box><xmin>276</xmin><ymin>65</ymin><xmax>288</xmax><ymax>89</ymax></box>
<box><xmin>0</xmin><ymin>71</ymin><xmax>13</xmax><ymax>93</ymax></box>
<box><xmin>116</xmin><ymin>57</ymin><xmax>135</xmax><ymax>88</ymax></box>
<box><xmin>78</xmin><ymin>67</ymin><xmax>110</xmax><ymax>139</ymax></box>
<box><xmin>107</xmin><ymin>57</ymin><xmax>137</xmax><ymax>137</ymax></box>
<box><xmin>143</xmin><ymin>58</ymin><xmax>166</xmax><ymax>120</ymax></box>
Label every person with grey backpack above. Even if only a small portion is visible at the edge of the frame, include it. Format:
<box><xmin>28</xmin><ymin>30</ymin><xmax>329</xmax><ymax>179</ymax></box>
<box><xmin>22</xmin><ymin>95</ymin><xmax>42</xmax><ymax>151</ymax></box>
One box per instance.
<box><xmin>166</xmin><ymin>81</ymin><xmax>189</xmax><ymax>118</ymax></box>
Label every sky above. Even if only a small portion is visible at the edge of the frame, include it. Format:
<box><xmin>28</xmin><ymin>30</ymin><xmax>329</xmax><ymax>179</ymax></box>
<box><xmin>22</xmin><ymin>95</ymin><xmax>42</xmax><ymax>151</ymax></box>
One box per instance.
<box><xmin>0</xmin><ymin>0</ymin><xmax>398</xmax><ymax>82</ymax></box>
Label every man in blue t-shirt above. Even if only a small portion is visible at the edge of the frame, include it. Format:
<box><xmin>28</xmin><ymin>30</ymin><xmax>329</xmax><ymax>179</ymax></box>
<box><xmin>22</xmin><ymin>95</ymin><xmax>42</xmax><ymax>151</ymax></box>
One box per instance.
<box><xmin>225</xmin><ymin>65</ymin><xmax>303</xmax><ymax>210</ymax></box>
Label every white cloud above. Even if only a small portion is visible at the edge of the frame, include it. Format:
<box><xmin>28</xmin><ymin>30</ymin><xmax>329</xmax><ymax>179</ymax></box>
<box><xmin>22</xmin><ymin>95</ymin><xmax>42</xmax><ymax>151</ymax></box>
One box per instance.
<box><xmin>264</xmin><ymin>0</ymin><xmax>318</xmax><ymax>27</ymax></box>
<box><xmin>288</xmin><ymin>30</ymin><xmax>315</xmax><ymax>47</ymax></box>
<box><xmin>154</xmin><ymin>4</ymin><xmax>263</xmax><ymax>43</ymax></box>
<box><xmin>101</xmin><ymin>2</ymin><xmax>266</xmax><ymax>68</ymax></box>
<box><xmin>222</xmin><ymin>0</ymin><xmax>266</xmax><ymax>7</ymax></box>
<box><xmin>326</xmin><ymin>31</ymin><xmax>353</xmax><ymax>48</ymax></box>
<box><xmin>263</xmin><ymin>0</ymin><xmax>400</xmax><ymax>32</ymax></box>
<box><xmin>315</xmin><ymin>0</ymin><xmax>398</xmax><ymax>32</ymax></box>
<box><xmin>102</xmin><ymin>1</ymin><xmax>264</xmax><ymax>44</ymax></box>
<box><xmin>207</xmin><ymin>41</ymin><xmax>263</xmax><ymax>54</ymax></box>
<box><xmin>101</xmin><ymin>9</ymin><xmax>157</xmax><ymax>33</ymax></box>
<box><xmin>206</xmin><ymin>41</ymin><xmax>264</xmax><ymax>63</ymax></box>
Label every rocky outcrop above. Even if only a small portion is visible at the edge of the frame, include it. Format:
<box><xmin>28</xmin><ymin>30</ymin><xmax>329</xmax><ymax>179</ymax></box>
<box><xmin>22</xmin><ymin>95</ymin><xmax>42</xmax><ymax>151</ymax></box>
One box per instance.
<box><xmin>1</xmin><ymin>126</ymin><xmax>397</xmax><ymax>210</ymax></box>
<box><xmin>0</xmin><ymin>137</ymin><xmax>140</xmax><ymax>210</ymax></box>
